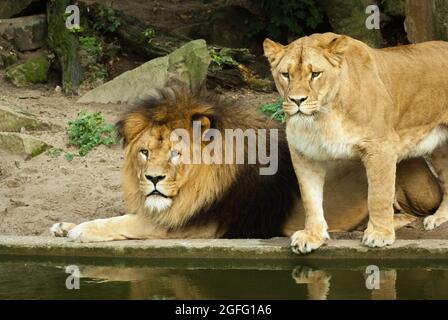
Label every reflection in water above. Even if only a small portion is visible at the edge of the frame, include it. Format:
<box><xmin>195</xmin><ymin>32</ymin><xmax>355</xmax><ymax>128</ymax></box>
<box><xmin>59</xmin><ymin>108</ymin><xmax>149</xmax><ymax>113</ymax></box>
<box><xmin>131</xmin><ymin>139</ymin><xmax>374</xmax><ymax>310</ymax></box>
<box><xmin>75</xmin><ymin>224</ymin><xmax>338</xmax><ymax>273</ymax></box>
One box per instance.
<box><xmin>291</xmin><ymin>267</ymin><xmax>398</xmax><ymax>300</ymax></box>
<box><xmin>1</xmin><ymin>259</ymin><xmax>448</xmax><ymax>299</ymax></box>
<box><xmin>292</xmin><ymin>267</ymin><xmax>331</xmax><ymax>300</ymax></box>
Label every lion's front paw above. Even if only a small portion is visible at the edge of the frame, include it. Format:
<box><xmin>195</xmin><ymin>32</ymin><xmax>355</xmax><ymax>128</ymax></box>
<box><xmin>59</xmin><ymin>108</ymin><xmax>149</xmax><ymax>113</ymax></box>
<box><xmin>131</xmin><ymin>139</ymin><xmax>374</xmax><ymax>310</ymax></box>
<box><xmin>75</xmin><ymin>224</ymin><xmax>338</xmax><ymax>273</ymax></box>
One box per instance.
<box><xmin>362</xmin><ymin>228</ymin><xmax>395</xmax><ymax>248</ymax></box>
<box><xmin>290</xmin><ymin>229</ymin><xmax>329</xmax><ymax>254</ymax></box>
<box><xmin>50</xmin><ymin>222</ymin><xmax>76</xmax><ymax>237</ymax></box>
<box><xmin>423</xmin><ymin>214</ymin><xmax>448</xmax><ymax>230</ymax></box>
<box><xmin>67</xmin><ymin>222</ymin><xmax>116</xmax><ymax>243</ymax></box>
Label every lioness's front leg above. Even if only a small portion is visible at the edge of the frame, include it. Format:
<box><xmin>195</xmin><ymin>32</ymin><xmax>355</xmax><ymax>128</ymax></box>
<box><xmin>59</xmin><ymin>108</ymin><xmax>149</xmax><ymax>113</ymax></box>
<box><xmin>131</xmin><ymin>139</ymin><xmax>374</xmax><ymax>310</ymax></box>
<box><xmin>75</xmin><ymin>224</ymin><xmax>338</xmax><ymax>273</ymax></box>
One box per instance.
<box><xmin>50</xmin><ymin>214</ymin><xmax>165</xmax><ymax>242</ymax></box>
<box><xmin>289</xmin><ymin>148</ymin><xmax>329</xmax><ymax>254</ymax></box>
<box><xmin>361</xmin><ymin>149</ymin><xmax>397</xmax><ymax>247</ymax></box>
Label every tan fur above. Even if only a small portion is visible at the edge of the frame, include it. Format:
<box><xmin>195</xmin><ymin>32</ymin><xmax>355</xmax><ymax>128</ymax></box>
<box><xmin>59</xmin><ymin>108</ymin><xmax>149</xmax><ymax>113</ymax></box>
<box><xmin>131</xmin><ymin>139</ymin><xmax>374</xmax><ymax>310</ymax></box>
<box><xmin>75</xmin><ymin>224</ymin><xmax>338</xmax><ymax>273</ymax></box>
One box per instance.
<box><xmin>264</xmin><ymin>32</ymin><xmax>448</xmax><ymax>253</ymax></box>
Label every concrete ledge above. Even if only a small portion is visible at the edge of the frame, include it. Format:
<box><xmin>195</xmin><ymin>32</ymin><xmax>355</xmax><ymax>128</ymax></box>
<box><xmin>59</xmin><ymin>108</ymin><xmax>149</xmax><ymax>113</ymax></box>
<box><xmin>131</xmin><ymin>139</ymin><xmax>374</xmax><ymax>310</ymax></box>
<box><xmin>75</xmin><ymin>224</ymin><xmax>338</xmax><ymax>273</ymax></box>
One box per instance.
<box><xmin>0</xmin><ymin>236</ymin><xmax>448</xmax><ymax>260</ymax></box>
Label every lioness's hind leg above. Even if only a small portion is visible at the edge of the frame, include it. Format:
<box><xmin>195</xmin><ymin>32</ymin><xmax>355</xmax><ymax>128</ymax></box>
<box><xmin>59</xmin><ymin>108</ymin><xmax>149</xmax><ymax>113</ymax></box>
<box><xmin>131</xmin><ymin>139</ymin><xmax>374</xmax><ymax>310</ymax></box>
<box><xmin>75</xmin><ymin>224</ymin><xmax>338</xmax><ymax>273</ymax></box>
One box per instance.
<box><xmin>50</xmin><ymin>222</ymin><xmax>76</xmax><ymax>237</ymax></box>
<box><xmin>424</xmin><ymin>145</ymin><xmax>448</xmax><ymax>230</ymax></box>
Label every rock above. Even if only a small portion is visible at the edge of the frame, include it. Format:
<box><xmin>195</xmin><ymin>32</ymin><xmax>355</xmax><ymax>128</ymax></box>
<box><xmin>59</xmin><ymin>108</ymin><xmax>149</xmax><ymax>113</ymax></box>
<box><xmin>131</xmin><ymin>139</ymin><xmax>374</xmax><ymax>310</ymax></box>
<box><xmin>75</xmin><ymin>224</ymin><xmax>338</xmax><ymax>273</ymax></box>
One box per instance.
<box><xmin>405</xmin><ymin>0</ymin><xmax>434</xmax><ymax>43</ymax></box>
<box><xmin>0</xmin><ymin>14</ymin><xmax>47</xmax><ymax>51</ymax></box>
<box><xmin>174</xmin><ymin>6</ymin><xmax>256</xmax><ymax>49</ymax></box>
<box><xmin>383</xmin><ymin>0</ymin><xmax>406</xmax><ymax>16</ymax></box>
<box><xmin>5</xmin><ymin>56</ymin><xmax>50</xmax><ymax>87</ymax></box>
<box><xmin>78</xmin><ymin>39</ymin><xmax>210</xmax><ymax>104</ymax></box>
<box><xmin>433</xmin><ymin>0</ymin><xmax>448</xmax><ymax>41</ymax></box>
<box><xmin>0</xmin><ymin>0</ymin><xmax>34</xmax><ymax>19</ymax></box>
<box><xmin>405</xmin><ymin>0</ymin><xmax>448</xmax><ymax>43</ymax></box>
<box><xmin>318</xmin><ymin>0</ymin><xmax>383</xmax><ymax>48</ymax></box>
<box><xmin>0</xmin><ymin>38</ymin><xmax>18</xmax><ymax>69</ymax></box>
<box><xmin>0</xmin><ymin>132</ymin><xmax>49</xmax><ymax>157</ymax></box>
<box><xmin>0</xmin><ymin>104</ymin><xmax>50</xmax><ymax>132</ymax></box>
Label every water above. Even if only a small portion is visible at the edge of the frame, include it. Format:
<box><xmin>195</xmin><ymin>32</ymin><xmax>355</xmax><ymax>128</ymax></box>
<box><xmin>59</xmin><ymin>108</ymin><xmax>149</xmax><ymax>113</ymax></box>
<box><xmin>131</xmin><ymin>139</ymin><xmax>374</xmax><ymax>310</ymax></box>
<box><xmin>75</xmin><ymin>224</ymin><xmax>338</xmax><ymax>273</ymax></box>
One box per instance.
<box><xmin>0</xmin><ymin>256</ymin><xmax>447</xmax><ymax>300</ymax></box>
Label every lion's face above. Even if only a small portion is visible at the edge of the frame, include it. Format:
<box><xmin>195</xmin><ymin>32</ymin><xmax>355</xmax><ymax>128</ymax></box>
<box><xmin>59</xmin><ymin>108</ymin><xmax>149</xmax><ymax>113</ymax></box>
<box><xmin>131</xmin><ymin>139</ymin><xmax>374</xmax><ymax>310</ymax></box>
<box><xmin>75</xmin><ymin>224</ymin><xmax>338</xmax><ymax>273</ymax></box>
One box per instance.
<box><xmin>263</xmin><ymin>34</ymin><xmax>348</xmax><ymax>116</ymax></box>
<box><xmin>129</xmin><ymin>126</ymin><xmax>188</xmax><ymax>213</ymax></box>
<box><xmin>118</xmin><ymin>95</ymin><xmax>215</xmax><ymax>217</ymax></box>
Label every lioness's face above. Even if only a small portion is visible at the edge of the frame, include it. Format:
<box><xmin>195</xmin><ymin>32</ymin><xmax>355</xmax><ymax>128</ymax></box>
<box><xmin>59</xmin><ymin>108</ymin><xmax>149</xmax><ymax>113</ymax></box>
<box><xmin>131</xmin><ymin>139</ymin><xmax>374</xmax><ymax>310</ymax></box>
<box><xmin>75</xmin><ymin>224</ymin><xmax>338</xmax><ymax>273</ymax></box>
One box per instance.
<box><xmin>130</xmin><ymin>126</ymin><xmax>188</xmax><ymax>213</ymax></box>
<box><xmin>263</xmin><ymin>34</ymin><xmax>348</xmax><ymax>116</ymax></box>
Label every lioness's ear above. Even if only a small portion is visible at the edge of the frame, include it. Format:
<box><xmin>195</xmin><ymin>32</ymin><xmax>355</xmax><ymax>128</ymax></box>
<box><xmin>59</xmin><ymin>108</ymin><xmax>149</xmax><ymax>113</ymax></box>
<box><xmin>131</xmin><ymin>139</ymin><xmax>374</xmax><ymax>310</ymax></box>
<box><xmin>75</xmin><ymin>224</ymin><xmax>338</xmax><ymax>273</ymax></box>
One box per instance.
<box><xmin>263</xmin><ymin>38</ymin><xmax>285</xmax><ymax>65</ymax></box>
<box><xmin>116</xmin><ymin>112</ymin><xmax>149</xmax><ymax>146</ymax></box>
<box><xmin>323</xmin><ymin>36</ymin><xmax>348</xmax><ymax>67</ymax></box>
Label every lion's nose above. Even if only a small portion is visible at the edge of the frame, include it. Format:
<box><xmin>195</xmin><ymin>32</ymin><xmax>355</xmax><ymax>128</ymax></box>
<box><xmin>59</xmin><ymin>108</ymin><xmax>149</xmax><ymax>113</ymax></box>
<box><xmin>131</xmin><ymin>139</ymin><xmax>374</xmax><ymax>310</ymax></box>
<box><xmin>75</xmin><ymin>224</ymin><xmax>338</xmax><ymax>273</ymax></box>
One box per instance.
<box><xmin>289</xmin><ymin>96</ymin><xmax>308</xmax><ymax>106</ymax></box>
<box><xmin>145</xmin><ymin>175</ymin><xmax>166</xmax><ymax>185</ymax></box>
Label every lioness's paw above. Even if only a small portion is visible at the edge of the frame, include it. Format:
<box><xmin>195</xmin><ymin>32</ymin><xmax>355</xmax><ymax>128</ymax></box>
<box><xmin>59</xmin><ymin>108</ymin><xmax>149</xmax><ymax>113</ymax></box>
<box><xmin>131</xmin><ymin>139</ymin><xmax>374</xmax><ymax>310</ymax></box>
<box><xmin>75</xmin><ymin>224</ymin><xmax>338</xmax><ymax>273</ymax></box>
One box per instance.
<box><xmin>50</xmin><ymin>222</ymin><xmax>76</xmax><ymax>237</ymax></box>
<box><xmin>290</xmin><ymin>230</ymin><xmax>329</xmax><ymax>254</ymax></box>
<box><xmin>67</xmin><ymin>222</ymin><xmax>115</xmax><ymax>243</ymax></box>
<box><xmin>362</xmin><ymin>228</ymin><xmax>395</xmax><ymax>248</ymax></box>
<box><xmin>424</xmin><ymin>215</ymin><xmax>448</xmax><ymax>230</ymax></box>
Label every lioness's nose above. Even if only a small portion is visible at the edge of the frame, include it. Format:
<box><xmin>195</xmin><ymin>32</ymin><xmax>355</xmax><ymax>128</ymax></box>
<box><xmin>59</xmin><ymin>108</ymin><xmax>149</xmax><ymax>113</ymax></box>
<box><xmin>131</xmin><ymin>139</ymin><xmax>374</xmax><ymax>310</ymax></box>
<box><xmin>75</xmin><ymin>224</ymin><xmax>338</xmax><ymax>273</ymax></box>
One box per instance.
<box><xmin>289</xmin><ymin>96</ymin><xmax>308</xmax><ymax>106</ymax></box>
<box><xmin>145</xmin><ymin>175</ymin><xmax>166</xmax><ymax>185</ymax></box>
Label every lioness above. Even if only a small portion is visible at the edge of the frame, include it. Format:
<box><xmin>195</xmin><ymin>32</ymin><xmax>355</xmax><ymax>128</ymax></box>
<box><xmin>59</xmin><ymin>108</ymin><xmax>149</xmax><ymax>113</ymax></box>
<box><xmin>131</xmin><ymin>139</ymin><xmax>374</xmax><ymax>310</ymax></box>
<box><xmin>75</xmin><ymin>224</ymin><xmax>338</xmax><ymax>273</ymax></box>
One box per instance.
<box><xmin>264</xmin><ymin>32</ymin><xmax>448</xmax><ymax>253</ymax></box>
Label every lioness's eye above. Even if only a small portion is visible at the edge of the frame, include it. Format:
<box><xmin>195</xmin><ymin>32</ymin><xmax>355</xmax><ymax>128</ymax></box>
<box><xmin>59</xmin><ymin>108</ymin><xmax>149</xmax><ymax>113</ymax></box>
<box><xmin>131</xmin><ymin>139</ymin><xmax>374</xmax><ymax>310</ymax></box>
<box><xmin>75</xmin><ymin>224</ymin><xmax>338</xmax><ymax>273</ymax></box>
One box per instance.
<box><xmin>140</xmin><ymin>149</ymin><xmax>149</xmax><ymax>157</ymax></box>
<box><xmin>311</xmin><ymin>72</ymin><xmax>322</xmax><ymax>80</ymax></box>
<box><xmin>170</xmin><ymin>149</ymin><xmax>180</xmax><ymax>159</ymax></box>
<box><xmin>281</xmin><ymin>72</ymin><xmax>290</xmax><ymax>80</ymax></box>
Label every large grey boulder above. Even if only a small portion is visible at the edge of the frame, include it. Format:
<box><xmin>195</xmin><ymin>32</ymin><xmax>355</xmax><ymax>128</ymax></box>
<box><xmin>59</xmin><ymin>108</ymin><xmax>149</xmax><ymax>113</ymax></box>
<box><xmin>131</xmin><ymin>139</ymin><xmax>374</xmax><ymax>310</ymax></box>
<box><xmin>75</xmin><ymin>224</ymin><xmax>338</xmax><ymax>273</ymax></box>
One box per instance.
<box><xmin>405</xmin><ymin>0</ymin><xmax>448</xmax><ymax>43</ymax></box>
<box><xmin>0</xmin><ymin>104</ymin><xmax>50</xmax><ymax>132</ymax></box>
<box><xmin>0</xmin><ymin>132</ymin><xmax>49</xmax><ymax>157</ymax></box>
<box><xmin>318</xmin><ymin>0</ymin><xmax>383</xmax><ymax>48</ymax></box>
<box><xmin>78</xmin><ymin>39</ymin><xmax>211</xmax><ymax>104</ymax></box>
<box><xmin>0</xmin><ymin>14</ymin><xmax>47</xmax><ymax>51</ymax></box>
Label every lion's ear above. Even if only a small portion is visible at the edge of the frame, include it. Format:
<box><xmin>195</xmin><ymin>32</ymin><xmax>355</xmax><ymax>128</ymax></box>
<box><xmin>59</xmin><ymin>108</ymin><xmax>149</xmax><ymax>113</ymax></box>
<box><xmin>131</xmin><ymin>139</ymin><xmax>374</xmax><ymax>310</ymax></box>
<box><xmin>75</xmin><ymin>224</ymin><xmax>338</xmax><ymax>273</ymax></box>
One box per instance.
<box><xmin>263</xmin><ymin>38</ymin><xmax>285</xmax><ymax>66</ymax></box>
<box><xmin>323</xmin><ymin>36</ymin><xmax>348</xmax><ymax>67</ymax></box>
<box><xmin>116</xmin><ymin>112</ymin><xmax>149</xmax><ymax>146</ymax></box>
<box><xmin>191</xmin><ymin>114</ymin><xmax>214</xmax><ymax>132</ymax></box>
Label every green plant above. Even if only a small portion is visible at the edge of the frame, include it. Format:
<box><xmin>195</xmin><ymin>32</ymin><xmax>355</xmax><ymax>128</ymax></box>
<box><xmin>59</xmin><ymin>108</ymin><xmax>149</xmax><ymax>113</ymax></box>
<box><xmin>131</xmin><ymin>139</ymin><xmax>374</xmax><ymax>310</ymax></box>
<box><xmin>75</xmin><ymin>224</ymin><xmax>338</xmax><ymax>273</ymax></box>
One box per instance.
<box><xmin>250</xmin><ymin>0</ymin><xmax>323</xmax><ymax>40</ymax></box>
<box><xmin>92</xmin><ymin>6</ymin><xmax>121</xmax><ymax>34</ymax></box>
<box><xmin>79</xmin><ymin>36</ymin><xmax>103</xmax><ymax>58</ymax></box>
<box><xmin>64</xmin><ymin>152</ymin><xmax>76</xmax><ymax>162</ymax></box>
<box><xmin>47</xmin><ymin>147</ymin><xmax>64</xmax><ymax>158</ymax></box>
<box><xmin>209</xmin><ymin>48</ymin><xmax>238</xmax><ymax>72</ymax></box>
<box><xmin>142</xmin><ymin>27</ymin><xmax>156</xmax><ymax>44</ymax></box>
<box><xmin>260</xmin><ymin>98</ymin><xmax>285</xmax><ymax>123</ymax></box>
<box><xmin>67</xmin><ymin>110</ymin><xmax>118</xmax><ymax>157</ymax></box>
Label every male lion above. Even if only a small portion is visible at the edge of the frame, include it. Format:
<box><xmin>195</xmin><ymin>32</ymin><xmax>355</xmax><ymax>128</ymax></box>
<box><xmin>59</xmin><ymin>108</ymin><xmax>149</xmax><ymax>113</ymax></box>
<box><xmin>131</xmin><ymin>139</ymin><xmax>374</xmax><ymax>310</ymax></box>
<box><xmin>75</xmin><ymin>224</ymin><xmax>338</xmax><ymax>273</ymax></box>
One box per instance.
<box><xmin>50</xmin><ymin>89</ymin><xmax>300</xmax><ymax>241</ymax></box>
<box><xmin>264</xmin><ymin>32</ymin><xmax>448</xmax><ymax>253</ymax></box>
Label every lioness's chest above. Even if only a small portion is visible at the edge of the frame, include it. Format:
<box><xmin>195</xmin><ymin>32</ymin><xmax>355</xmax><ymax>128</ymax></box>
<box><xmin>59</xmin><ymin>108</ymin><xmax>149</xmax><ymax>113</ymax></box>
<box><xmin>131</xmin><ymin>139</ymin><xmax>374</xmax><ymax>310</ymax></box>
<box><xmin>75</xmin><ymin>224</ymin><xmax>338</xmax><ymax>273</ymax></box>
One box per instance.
<box><xmin>286</xmin><ymin>115</ymin><xmax>359</xmax><ymax>161</ymax></box>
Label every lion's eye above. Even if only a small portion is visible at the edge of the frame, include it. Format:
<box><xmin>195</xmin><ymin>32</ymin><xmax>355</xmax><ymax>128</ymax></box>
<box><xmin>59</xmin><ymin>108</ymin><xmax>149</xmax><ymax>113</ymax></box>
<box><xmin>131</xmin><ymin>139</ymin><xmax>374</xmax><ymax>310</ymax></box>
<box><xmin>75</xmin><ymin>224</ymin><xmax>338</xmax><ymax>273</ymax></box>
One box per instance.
<box><xmin>140</xmin><ymin>149</ymin><xmax>149</xmax><ymax>158</ymax></box>
<box><xmin>281</xmin><ymin>72</ymin><xmax>290</xmax><ymax>80</ymax></box>
<box><xmin>171</xmin><ymin>149</ymin><xmax>181</xmax><ymax>159</ymax></box>
<box><xmin>311</xmin><ymin>72</ymin><xmax>322</xmax><ymax>80</ymax></box>
<box><xmin>170</xmin><ymin>150</ymin><xmax>181</xmax><ymax>163</ymax></box>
